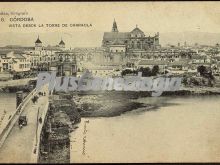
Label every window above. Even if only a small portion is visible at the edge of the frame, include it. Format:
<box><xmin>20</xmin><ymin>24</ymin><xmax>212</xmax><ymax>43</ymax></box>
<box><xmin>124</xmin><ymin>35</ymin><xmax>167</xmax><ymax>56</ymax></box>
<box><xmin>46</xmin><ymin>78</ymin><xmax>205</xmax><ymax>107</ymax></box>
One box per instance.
<box><xmin>131</xmin><ymin>41</ymin><xmax>134</xmax><ymax>48</ymax></box>
<box><xmin>137</xmin><ymin>41</ymin><xmax>141</xmax><ymax>49</ymax></box>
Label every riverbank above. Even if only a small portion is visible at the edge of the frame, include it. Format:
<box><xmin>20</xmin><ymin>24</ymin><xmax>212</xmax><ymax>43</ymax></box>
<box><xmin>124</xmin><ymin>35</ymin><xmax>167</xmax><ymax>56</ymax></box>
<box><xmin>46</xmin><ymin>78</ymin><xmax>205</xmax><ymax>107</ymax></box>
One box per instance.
<box><xmin>72</xmin><ymin>86</ymin><xmax>220</xmax><ymax>117</ymax></box>
<box><xmin>76</xmin><ymin>86</ymin><xmax>220</xmax><ymax>98</ymax></box>
<box><xmin>0</xmin><ymin>85</ymin><xmax>32</xmax><ymax>93</ymax></box>
<box><xmin>0</xmin><ymin>78</ymin><xmax>36</xmax><ymax>93</ymax></box>
<box><xmin>74</xmin><ymin>92</ymin><xmax>157</xmax><ymax>118</ymax></box>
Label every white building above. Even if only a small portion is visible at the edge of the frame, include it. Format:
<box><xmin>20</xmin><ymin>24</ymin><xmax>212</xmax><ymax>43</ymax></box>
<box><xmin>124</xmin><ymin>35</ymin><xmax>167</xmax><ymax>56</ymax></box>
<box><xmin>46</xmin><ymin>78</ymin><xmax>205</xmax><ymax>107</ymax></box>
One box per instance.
<box><xmin>0</xmin><ymin>51</ymin><xmax>31</xmax><ymax>72</ymax></box>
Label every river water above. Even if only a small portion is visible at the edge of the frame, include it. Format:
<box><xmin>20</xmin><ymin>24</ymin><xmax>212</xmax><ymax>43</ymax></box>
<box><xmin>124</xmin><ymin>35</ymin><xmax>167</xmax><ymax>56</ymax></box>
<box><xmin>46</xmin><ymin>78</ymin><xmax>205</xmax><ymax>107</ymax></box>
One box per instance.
<box><xmin>70</xmin><ymin>96</ymin><xmax>220</xmax><ymax>163</ymax></box>
<box><xmin>0</xmin><ymin>93</ymin><xmax>16</xmax><ymax>133</ymax></box>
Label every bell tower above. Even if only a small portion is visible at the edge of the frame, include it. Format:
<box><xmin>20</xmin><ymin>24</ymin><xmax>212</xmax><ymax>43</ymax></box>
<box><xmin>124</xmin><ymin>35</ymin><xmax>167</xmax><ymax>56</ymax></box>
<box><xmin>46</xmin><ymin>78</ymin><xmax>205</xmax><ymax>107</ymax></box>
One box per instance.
<box><xmin>59</xmin><ymin>37</ymin><xmax>65</xmax><ymax>49</ymax></box>
<box><xmin>35</xmin><ymin>35</ymin><xmax>43</xmax><ymax>51</ymax></box>
<box><xmin>112</xmin><ymin>19</ymin><xmax>118</xmax><ymax>32</ymax></box>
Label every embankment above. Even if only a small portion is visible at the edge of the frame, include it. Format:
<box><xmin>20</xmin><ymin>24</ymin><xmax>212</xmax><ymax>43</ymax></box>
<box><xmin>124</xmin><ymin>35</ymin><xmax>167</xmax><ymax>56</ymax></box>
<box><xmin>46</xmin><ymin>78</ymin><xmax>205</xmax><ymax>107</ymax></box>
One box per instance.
<box><xmin>0</xmin><ymin>78</ymin><xmax>36</xmax><ymax>93</ymax></box>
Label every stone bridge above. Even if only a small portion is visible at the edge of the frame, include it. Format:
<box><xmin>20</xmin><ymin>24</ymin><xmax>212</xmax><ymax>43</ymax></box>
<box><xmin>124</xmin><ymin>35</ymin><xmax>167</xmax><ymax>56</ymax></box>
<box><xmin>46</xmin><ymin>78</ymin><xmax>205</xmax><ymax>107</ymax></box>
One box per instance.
<box><xmin>0</xmin><ymin>85</ymin><xmax>49</xmax><ymax>163</ymax></box>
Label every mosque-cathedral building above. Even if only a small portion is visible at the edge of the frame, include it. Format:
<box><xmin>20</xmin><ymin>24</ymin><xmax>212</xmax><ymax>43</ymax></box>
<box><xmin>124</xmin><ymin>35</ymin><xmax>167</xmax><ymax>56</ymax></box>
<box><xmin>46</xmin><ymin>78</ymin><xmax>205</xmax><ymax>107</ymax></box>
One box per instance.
<box><xmin>100</xmin><ymin>20</ymin><xmax>161</xmax><ymax>65</ymax></box>
<box><xmin>102</xmin><ymin>19</ymin><xmax>161</xmax><ymax>50</ymax></box>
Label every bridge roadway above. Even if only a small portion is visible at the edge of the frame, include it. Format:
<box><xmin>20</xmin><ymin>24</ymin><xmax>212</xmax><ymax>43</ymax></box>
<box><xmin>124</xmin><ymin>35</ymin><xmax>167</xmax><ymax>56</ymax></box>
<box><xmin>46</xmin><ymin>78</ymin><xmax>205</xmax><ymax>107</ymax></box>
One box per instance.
<box><xmin>0</xmin><ymin>85</ymin><xmax>49</xmax><ymax>163</ymax></box>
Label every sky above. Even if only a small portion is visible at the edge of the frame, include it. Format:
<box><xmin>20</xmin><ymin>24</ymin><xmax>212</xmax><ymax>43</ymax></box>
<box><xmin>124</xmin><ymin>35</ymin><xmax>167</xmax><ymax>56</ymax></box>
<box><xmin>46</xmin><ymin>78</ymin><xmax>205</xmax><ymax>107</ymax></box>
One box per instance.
<box><xmin>0</xmin><ymin>2</ymin><xmax>220</xmax><ymax>47</ymax></box>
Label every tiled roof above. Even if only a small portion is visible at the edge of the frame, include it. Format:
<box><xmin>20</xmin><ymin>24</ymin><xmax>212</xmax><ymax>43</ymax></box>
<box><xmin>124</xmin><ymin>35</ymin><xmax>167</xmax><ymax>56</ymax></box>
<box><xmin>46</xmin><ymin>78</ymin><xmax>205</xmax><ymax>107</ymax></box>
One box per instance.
<box><xmin>213</xmin><ymin>56</ymin><xmax>220</xmax><ymax>60</ymax></box>
<box><xmin>44</xmin><ymin>46</ymin><xmax>62</xmax><ymax>51</ymax></box>
<box><xmin>192</xmin><ymin>63</ymin><xmax>211</xmax><ymax>65</ymax></box>
<box><xmin>138</xmin><ymin>60</ymin><xmax>167</xmax><ymax>65</ymax></box>
<box><xmin>191</xmin><ymin>55</ymin><xmax>207</xmax><ymax>59</ymax></box>
<box><xmin>0</xmin><ymin>50</ymin><xmax>12</xmax><ymax>55</ymax></box>
<box><xmin>12</xmin><ymin>54</ymin><xmax>26</xmax><ymax>59</ymax></box>
<box><xmin>168</xmin><ymin>60</ymin><xmax>188</xmax><ymax>66</ymax></box>
<box><xmin>130</xmin><ymin>27</ymin><xmax>144</xmax><ymax>35</ymax></box>
<box><xmin>111</xmin><ymin>39</ymin><xmax>125</xmax><ymax>45</ymax></box>
<box><xmin>103</xmin><ymin>32</ymin><xmax>130</xmax><ymax>39</ymax></box>
<box><xmin>0</xmin><ymin>49</ymin><xmax>26</xmax><ymax>55</ymax></box>
<box><xmin>1</xmin><ymin>57</ymin><xmax>11</xmax><ymax>59</ymax></box>
<box><xmin>13</xmin><ymin>50</ymin><xmax>25</xmax><ymax>54</ymax></box>
<box><xmin>139</xmin><ymin>60</ymin><xmax>190</xmax><ymax>66</ymax></box>
<box><xmin>89</xmin><ymin>67</ymin><xmax>114</xmax><ymax>70</ymax></box>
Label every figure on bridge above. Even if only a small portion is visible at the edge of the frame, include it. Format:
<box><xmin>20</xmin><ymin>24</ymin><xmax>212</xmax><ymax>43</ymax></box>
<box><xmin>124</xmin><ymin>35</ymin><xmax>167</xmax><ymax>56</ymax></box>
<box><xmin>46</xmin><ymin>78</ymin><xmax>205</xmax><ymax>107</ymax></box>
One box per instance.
<box><xmin>32</xmin><ymin>95</ymin><xmax>39</xmax><ymax>104</ymax></box>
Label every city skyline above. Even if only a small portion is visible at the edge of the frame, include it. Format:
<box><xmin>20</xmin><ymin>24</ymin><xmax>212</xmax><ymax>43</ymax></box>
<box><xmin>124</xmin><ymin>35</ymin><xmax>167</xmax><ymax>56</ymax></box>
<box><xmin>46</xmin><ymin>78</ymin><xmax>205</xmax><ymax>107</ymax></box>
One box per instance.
<box><xmin>1</xmin><ymin>31</ymin><xmax>220</xmax><ymax>48</ymax></box>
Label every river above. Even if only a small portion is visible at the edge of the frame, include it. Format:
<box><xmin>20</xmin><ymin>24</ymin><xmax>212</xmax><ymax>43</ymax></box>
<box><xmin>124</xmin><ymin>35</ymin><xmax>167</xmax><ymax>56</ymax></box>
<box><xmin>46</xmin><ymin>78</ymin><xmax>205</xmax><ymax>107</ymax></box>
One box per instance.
<box><xmin>0</xmin><ymin>93</ymin><xmax>16</xmax><ymax>133</ymax></box>
<box><xmin>70</xmin><ymin>96</ymin><xmax>220</xmax><ymax>163</ymax></box>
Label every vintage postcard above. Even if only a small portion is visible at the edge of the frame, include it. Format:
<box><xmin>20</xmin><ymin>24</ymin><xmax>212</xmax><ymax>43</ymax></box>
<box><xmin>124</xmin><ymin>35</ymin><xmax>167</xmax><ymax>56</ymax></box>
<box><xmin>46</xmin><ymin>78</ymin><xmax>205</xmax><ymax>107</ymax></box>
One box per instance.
<box><xmin>0</xmin><ymin>1</ymin><xmax>220</xmax><ymax>163</ymax></box>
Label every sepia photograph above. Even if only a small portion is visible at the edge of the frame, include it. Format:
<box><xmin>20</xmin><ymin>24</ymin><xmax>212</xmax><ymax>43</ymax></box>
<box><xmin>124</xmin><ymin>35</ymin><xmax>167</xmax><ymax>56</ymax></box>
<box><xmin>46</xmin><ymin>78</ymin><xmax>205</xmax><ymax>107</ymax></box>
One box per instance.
<box><xmin>0</xmin><ymin>1</ymin><xmax>220</xmax><ymax>163</ymax></box>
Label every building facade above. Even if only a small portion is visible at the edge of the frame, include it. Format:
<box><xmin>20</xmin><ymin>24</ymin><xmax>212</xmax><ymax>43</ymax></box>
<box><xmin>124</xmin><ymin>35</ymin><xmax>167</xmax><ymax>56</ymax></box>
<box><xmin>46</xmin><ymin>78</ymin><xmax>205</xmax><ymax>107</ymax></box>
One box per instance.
<box><xmin>25</xmin><ymin>36</ymin><xmax>66</xmax><ymax>69</ymax></box>
<box><xmin>50</xmin><ymin>50</ymin><xmax>77</xmax><ymax>76</ymax></box>
<box><xmin>0</xmin><ymin>50</ymin><xmax>31</xmax><ymax>73</ymax></box>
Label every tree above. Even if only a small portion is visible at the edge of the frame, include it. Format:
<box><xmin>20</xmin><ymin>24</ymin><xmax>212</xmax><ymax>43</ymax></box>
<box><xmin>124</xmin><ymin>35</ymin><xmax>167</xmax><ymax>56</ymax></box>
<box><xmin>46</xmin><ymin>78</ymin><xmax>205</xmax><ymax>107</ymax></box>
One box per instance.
<box><xmin>141</xmin><ymin>67</ymin><xmax>151</xmax><ymax>77</ymax></box>
<box><xmin>182</xmin><ymin>77</ymin><xmax>188</xmax><ymax>86</ymax></box>
<box><xmin>121</xmin><ymin>69</ymin><xmax>133</xmax><ymax>76</ymax></box>
<box><xmin>197</xmin><ymin>65</ymin><xmax>207</xmax><ymax>76</ymax></box>
<box><xmin>151</xmin><ymin>65</ymin><xmax>159</xmax><ymax>76</ymax></box>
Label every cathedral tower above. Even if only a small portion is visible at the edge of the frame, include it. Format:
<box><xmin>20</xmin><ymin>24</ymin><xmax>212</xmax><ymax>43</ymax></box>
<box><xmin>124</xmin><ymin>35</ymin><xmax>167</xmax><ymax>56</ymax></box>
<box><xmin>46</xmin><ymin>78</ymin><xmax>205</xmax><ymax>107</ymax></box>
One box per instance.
<box><xmin>112</xmin><ymin>19</ymin><xmax>118</xmax><ymax>32</ymax></box>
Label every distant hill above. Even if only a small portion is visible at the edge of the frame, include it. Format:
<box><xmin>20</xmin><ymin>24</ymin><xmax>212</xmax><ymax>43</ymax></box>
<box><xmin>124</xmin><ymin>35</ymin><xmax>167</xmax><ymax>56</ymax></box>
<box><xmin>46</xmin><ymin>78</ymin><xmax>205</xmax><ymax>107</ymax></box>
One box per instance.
<box><xmin>159</xmin><ymin>31</ymin><xmax>220</xmax><ymax>46</ymax></box>
<box><xmin>0</xmin><ymin>31</ymin><xmax>220</xmax><ymax>48</ymax></box>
